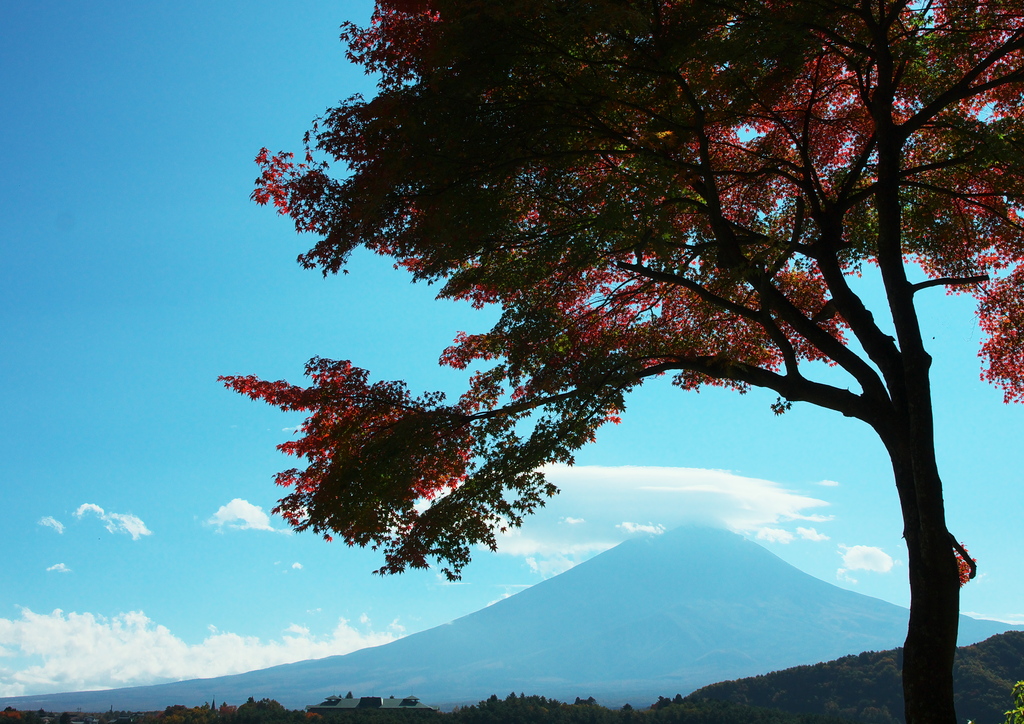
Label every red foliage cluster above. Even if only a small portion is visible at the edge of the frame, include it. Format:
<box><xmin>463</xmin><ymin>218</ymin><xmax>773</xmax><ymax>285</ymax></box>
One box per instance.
<box><xmin>980</xmin><ymin>266</ymin><xmax>1024</xmax><ymax>402</ymax></box>
<box><xmin>220</xmin><ymin>359</ymin><xmax>475</xmax><ymax>571</ymax></box>
<box><xmin>251</xmin><ymin>148</ymin><xmax>332</xmax><ymax>236</ymax></box>
<box><xmin>341</xmin><ymin>1</ymin><xmax>441</xmax><ymax>91</ymax></box>
<box><xmin>232</xmin><ymin>1</ymin><xmax>1024</xmax><ymax>589</ymax></box>
<box><xmin>956</xmin><ymin>543</ymin><xmax>978</xmax><ymax>588</ymax></box>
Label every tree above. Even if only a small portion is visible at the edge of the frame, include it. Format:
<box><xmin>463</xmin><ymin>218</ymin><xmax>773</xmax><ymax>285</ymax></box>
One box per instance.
<box><xmin>1007</xmin><ymin>681</ymin><xmax>1024</xmax><ymax>724</ymax></box>
<box><xmin>222</xmin><ymin>2</ymin><xmax>1024</xmax><ymax>723</ymax></box>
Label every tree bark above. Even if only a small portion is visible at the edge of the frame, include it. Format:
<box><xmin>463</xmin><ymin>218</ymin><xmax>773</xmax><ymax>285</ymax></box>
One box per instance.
<box><xmin>883</xmin><ymin>435</ymin><xmax>961</xmax><ymax>724</ymax></box>
<box><xmin>870</xmin><ymin>329</ymin><xmax>961</xmax><ymax>724</ymax></box>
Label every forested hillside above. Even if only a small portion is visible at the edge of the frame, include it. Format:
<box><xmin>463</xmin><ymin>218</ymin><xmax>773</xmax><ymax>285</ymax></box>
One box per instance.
<box><xmin>686</xmin><ymin>631</ymin><xmax>1024</xmax><ymax>724</ymax></box>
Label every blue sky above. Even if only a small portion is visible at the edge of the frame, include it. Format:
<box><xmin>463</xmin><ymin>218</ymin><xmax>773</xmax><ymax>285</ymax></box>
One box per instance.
<box><xmin>2</xmin><ymin>1</ymin><xmax>1022</xmax><ymax>700</ymax></box>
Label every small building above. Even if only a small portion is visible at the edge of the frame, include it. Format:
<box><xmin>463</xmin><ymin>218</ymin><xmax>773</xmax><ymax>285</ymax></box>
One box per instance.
<box><xmin>307</xmin><ymin>696</ymin><xmax>436</xmax><ymax>714</ymax></box>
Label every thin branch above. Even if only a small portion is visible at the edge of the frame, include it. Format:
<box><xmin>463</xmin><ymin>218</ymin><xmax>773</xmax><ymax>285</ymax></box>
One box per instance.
<box><xmin>902</xmin><ymin>30</ymin><xmax>1024</xmax><ymax>137</ymax></box>
<box><xmin>464</xmin><ymin>359</ymin><xmax>683</xmax><ymax>422</ymax></box>
<box><xmin>615</xmin><ymin>261</ymin><xmax>763</xmax><ymax>323</ymax></box>
<box><xmin>911</xmin><ymin>274</ymin><xmax>989</xmax><ymax>293</ymax></box>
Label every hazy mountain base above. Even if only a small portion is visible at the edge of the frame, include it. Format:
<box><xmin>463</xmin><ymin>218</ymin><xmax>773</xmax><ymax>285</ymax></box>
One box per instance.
<box><xmin>686</xmin><ymin>630</ymin><xmax>1024</xmax><ymax>724</ymax></box>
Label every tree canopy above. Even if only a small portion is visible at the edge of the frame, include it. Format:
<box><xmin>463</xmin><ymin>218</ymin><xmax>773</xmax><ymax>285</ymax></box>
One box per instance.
<box><xmin>223</xmin><ymin>2</ymin><xmax>1024</xmax><ymax>722</ymax></box>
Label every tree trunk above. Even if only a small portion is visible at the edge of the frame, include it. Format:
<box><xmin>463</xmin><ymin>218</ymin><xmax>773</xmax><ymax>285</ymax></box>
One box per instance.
<box><xmin>888</xmin><ymin>445</ymin><xmax>961</xmax><ymax>724</ymax></box>
<box><xmin>868</xmin><ymin>65</ymin><xmax>962</xmax><ymax>721</ymax></box>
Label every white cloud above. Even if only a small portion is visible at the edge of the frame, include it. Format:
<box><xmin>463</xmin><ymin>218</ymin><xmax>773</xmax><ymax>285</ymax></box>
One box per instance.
<box><xmin>795</xmin><ymin>513</ymin><xmax>835</xmax><ymax>522</ymax></box>
<box><xmin>617</xmin><ymin>522</ymin><xmax>666</xmax><ymax>536</ymax></box>
<box><xmin>836</xmin><ymin>568</ymin><xmax>858</xmax><ymax>584</ymax></box>
<box><xmin>797</xmin><ymin>527</ymin><xmax>830</xmax><ymax>541</ymax></box>
<box><xmin>525</xmin><ymin>555</ymin><xmax>576</xmax><ymax>578</ymax></box>
<box><xmin>291</xmin><ymin>562</ymin><xmax>303</xmax><ymax>570</ymax></box>
<box><xmin>38</xmin><ymin>517</ymin><xmax>64</xmax><ymax>534</ymax></box>
<box><xmin>207</xmin><ymin>499</ymin><xmax>285</xmax><ymax>533</ymax></box>
<box><xmin>839</xmin><ymin>544</ymin><xmax>894</xmax><ymax>573</ymax></box>
<box><xmin>962</xmin><ymin>612</ymin><xmax>1024</xmax><ymax>626</ymax></box>
<box><xmin>486</xmin><ymin>592</ymin><xmax>515</xmax><ymax>607</ymax></box>
<box><xmin>45</xmin><ymin>564</ymin><xmax>71</xmax><ymax>574</ymax></box>
<box><xmin>544</xmin><ymin>464</ymin><xmax>831</xmax><ymax>531</ymax></box>
<box><xmin>756</xmin><ymin>527</ymin><xmax>795</xmax><ymax>544</ymax></box>
<box><xmin>756</xmin><ymin>526</ymin><xmax>830</xmax><ymax>543</ymax></box>
<box><xmin>493</xmin><ymin>529</ymin><xmax>617</xmax><ymax>558</ymax></box>
<box><xmin>0</xmin><ymin>608</ymin><xmax>399</xmax><ymax>697</ymax></box>
<box><xmin>486</xmin><ymin>584</ymin><xmax>531</xmax><ymax>607</ymax></box>
<box><xmin>817</xmin><ymin>479</ymin><xmax>841</xmax><ymax>487</ymax></box>
<box><xmin>484</xmin><ymin>465</ymin><xmax>833</xmax><ymax>577</ymax></box>
<box><xmin>491</xmin><ymin>529</ymin><xmax>616</xmax><ymax>579</ymax></box>
<box><xmin>74</xmin><ymin>504</ymin><xmax>151</xmax><ymax>540</ymax></box>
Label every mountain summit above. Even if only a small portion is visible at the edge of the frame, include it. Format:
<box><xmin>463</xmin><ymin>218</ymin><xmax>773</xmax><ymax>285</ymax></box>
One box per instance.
<box><xmin>2</xmin><ymin>526</ymin><xmax>1013</xmax><ymax>710</ymax></box>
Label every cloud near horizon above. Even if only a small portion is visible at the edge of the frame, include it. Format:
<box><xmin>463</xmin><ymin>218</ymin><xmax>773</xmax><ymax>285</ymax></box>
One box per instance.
<box><xmin>839</xmin><ymin>544</ymin><xmax>895</xmax><ymax>572</ymax></box>
<box><xmin>757</xmin><ymin>526</ymin><xmax>831</xmax><ymax>544</ymax></box>
<box><xmin>207</xmin><ymin>499</ymin><xmax>286</xmax><ymax>533</ymax></box>
<box><xmin>962</xmin><ymin>611</ymin><xmax>1024</xmax><ymax>626</ymax></box>
<box><xmin>617</xmin><ymin>522</ymin><xmax>666</xmax><ymax>536</ymax></box>
<box><xmin>74</xmin><ymin>504</ymin><xmax>151</xmax><ymax>540</ymax></box>
<box><xmin>0</xmin><ymin>608</ymin><xmax>401</xmax><ymax>697</ymax></box>
<box><xmin>489</xmin><ymin>464</ymin><xmax>833</xmax><ymax>576</ymax></box>
<box><xmin>836</xmin><ymin>544</ymin><xmax>895</xmax><ymax>583</ymax></box>
<box><xmin>797</xmin><ymin>527</ymin><xmax>830</xmax><ymax>541</ymax></box>
<box><xmin>756</xmin><ymin>527</ymin><xmax>795</xmax><ymax>544</ymax></box>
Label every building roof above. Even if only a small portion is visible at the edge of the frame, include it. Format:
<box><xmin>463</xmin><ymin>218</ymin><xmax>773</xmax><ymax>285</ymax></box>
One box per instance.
<box><xmin>307</xmin><ymin>696</ymin><xmax>436</xmax><ymax>712</ymax></box>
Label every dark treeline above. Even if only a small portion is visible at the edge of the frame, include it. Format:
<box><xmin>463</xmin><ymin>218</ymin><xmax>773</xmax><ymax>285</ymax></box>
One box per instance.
<box><xmin>7</xmin><ymin>693</ymin><xmax>857</xmax><ymax>724</ymax></box>
<box><xmin>688</xmin><ymin>631</ymin><xmax>1024</xmax><ymax>724</ymax></box>
<box><xmin>449</xmin><ymin>693</ymin><xmax>855</xmax><ymax>724</ymax></box>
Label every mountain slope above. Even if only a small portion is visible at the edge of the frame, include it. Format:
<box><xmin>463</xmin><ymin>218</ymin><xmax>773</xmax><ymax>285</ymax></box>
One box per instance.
<box><xmin>1</xmin><ymin>527</ymin><xmax>1015</xmax><ymax>711</ymax></box>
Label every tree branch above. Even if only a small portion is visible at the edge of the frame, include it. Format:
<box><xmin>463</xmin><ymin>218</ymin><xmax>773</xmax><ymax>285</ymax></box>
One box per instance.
<box><xmin>902</xmin><ymin>30</ymin><xmax>1024</xmax><ymax>137</ymax></box>
<box><xmin>664</xmin><ymin>354</ymin><xmax>878</xmax><ymax>422</ymax></box>
<box><xmin>912</xmin><ymin>275</ymin><xmax>989</xmax><ymax>293</ymax></box>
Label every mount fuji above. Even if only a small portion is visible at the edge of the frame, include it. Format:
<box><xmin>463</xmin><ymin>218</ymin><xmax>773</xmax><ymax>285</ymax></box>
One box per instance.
<box><xmin>2</xmin><ymin>526</ymin><xmax>1014</xmax><ymax>711</ymax></box>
